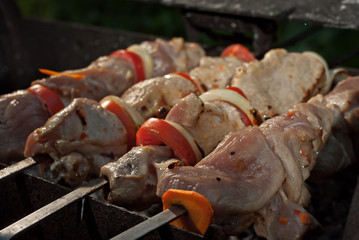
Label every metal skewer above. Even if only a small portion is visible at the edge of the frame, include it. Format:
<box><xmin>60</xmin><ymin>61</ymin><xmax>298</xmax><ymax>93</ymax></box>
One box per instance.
<box><xmin>110</xmin><ymin>205</ymin><xmax>186</xmax><ymax>240</ymax></box>
<box><xmin>0</xmin><ymin>155</ymin><xmax>49</xmax><ymax>182</ymax></box>
<box><xmin>0</xmin><ymin>175</ymin><xmax>187</xmax><ymax>240</ymax></box>
<box><xmin>0</xmin><ymin>177</ymin><xmax>107</xmax><ymax>240</ymax></box>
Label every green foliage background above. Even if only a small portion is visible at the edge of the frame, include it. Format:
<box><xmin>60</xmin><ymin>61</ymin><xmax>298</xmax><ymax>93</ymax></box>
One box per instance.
<box><xmin>16</xmin><ymin>0</ymin><xmax>359</xmax><ymax>68</ymax></box>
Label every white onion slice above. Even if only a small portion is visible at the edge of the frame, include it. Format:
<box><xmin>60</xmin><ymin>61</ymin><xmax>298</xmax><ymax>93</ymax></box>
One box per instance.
<box><xmin>199</xmin><ymin>89</ymin><xmax>257</xmax><ymax>125</ymax></box>
<box><xmin>127</xmin><ymin>44</ymin><xmax>154</xmax><ymax>79</ymax></box>
<box><xmin>100</xmin><ymin>95</ymin><xmax>145</xmax><ymax>128</ymax></box>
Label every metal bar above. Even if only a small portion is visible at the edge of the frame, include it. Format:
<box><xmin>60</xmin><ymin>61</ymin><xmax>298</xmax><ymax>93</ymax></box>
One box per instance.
<box><xmin>0</xmin><ymin>155</ymin><xmax>48</xmax><ymax>181</ymax></box>
<box><xmin>0</xmin><ymin>177</ymin><xmax>108</xmax><ymax>240</ymax></box>
<box><xmin>111</xmin><ymin>205</ymin><xmax>187</xmax><ymax>240</ymax></box>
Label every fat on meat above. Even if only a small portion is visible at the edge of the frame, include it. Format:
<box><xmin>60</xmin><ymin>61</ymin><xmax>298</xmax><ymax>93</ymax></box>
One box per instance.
<box><xmin>0</xmin><ymin>90</ymin><xmax>50</xmax><ymax>162</ymax></box>
<box><xmin>231</xmin><ymin>49</ymin><xmax>330</xmax><ymax>119</ymax></box>
<box><xmin>157</xmin><ymin>76</ymin><xmax>359</xmax><ymax>239</ymax></box>
<box><xmin>24</xmin><ymin>98</ymin><xmax>127</xmax><ymax>186</ymax></box>
<box><xmin>101</xmin><ymin>92</ymin><xmax>248</xmax><ymax>208</ymax></box>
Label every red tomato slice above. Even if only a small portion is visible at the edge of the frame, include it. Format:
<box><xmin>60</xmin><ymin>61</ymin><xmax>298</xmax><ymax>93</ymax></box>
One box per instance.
<box><xmin>166</xmin><ymin>72</ymin><xmax>203</xmax><ymax>93</ymax></box>
<box><xmin>226</xmin><ymin>86</ymin><xmax>248</xmax><ymax>99</ymax></box>
<box><xmin>101</xmin><ymin>99</ymin><xmax>137</xmax><ymax>150</ymax></box>
<box><xmin>236</xmin><ymin>107</ymin><xmax>253</xmax><ymax>127</ymax></box>
<box><xmin>110</xmin><ymin>50</ymin><xmax>145</xmax><ymax>83</ymax></box>
<box><xmin>27</xmin><ymin>84</ymin><xmax>65</xmax><ymax>115</ymax></box>
<box><xmin>136</xmin><ymin>118</ymin><xmax>202</xmax><ymax>166</ymax></box>
<box><xmin>221</xmin><ymin>44</ymin><xmax>256</xmax><ymax>62</ymax></box>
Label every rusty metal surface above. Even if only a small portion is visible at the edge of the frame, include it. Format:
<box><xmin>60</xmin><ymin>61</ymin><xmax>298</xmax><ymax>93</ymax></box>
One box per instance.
<box><xmin>149</xmin><ymin>0</ymin><xmax>359</xmax><ymax>30</ymax></box>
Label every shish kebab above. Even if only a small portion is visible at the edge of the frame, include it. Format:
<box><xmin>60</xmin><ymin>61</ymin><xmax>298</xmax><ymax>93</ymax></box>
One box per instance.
<box><xmin>11</xmin><ymin>45</ymin><xmax>329</xmax><ymax>188</ymax></box>
<box><xmin>0</xmin><ymin>37</ymin><xmax>205</xmax><ymax>163</ymax></box>
<box><xmin>0</xmin><ymin>45</ymin><xmax>258</xmax><ymax>239</ymax></box>
<box><xmin>0</xmin><ymin>42</ymin><xmax>249</xmax><ymax>183</ymax></box>
<box><xmin>112</xmin><ymin>74</ymin><xmax>359</xmax><ymax>240</ymax></box>
<box><xmin>0</xmin><ymin>46</ymin><xmax>338</xmax><ymax>238</ymax></box>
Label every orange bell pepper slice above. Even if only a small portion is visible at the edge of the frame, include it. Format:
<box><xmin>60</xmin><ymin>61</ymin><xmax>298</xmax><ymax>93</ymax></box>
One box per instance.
<box><xmin>162</xmin><ymin>189</ymin><xmax>213</xmax><ymax>235</ymax></box>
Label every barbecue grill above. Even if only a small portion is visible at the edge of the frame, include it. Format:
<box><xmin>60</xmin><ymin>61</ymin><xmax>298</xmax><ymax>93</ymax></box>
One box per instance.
<box><xmin>1</xmin><ymin>0</ymin><xmax>359</xmax><ymax>239</ymax></box>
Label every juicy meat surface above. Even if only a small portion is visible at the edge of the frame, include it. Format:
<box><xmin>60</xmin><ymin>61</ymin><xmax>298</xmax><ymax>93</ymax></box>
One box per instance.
<box><xmin>24</xmin><ymin>98</ymin><xmax>127</xmax><ymax>186</ymax></box>
<box><xmin>121</xmin><ymin>75</ymin><xmax>200</xmax><ymax>119</ymax></box>
<box><xmin>33</xmin><ymin>57</ymin><xmax>135</xmax><ymax>104</ymax></box>
<box><xmin>0</xmin><ymin>90</ymin><xmax>50</xmax><ymax>162</ymax></box>
<box><xmin>231</xmin><ymin>49</ymin><xmax>328</xmax><ymax>119</ymax></box>
<box><xmin>157</xmin><ymin>77</ymin><xmax>359</xmax><ymax>239</ymax></box>
<box><xmin>166</xmin><ymin>93</ymin><xmax>247</xmax><ymax>155</ymax></box>
<box><xmin>189</xmin><ymin>56</ymin><xmax>243</xmax><ymax>91</ymax></box>
<box><xmin>140</xmin><ymin>37</ymin><xmax>205</xmax><ymax>77</ymax></box>
<box><xmin>100</xmin><ymin>145</ymin><xmax>176</xmax><ymax>209</ymax></box>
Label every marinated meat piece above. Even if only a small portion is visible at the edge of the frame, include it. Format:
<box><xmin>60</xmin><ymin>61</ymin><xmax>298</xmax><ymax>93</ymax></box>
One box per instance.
<box><xmin>231</xmin><ymin>49</ymin><xmax>329</xmax><ymax>118</ymax></box>
<box><xmin>24</xmin><ymin>98</ymin><xmax>127</xmax><ymax>186</ymax></box>
<box><xmin>121</xmin><ymin>75</ymin><xmax>200</xmax><ymax>119</ymax></box>
<box><xmin>0</xmin><ymin>90</ymin><xmax>50</xmax><ymax>162</ymax></box>
<box><xmin>190</xmin><ymin>56</ymin><xmax>243</xmax><ymax>91</ymax></box>
<box><xmin>166</xmin><ymin>93</ymin><xmax>246</xmax><ymax>155</ymax></box>
<box><xmin>100</xmin><ymin>145</ymin><xmax>176</xmax><ymax>210</ymax></box>
<box><xmin>157</xmin><ymin>77</ymin><xmax>358</xmax><ymax>239</ymax></box>
<box><xmin>255</xmin><ymin>188</ymin><xmax>319</xmax><ymax>240</ymax></box>
<box><xmin>140</xmin><ymin>38</ymin><xmax>205</xmax><ymax>77</ymax></box>
<box><xmin>33</xmin><ymin>57</ymin><xmax>135</xmax><ymax>104</ymax></box>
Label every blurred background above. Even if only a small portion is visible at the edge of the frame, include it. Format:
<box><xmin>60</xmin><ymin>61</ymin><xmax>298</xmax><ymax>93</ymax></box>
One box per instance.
<box><xmin>0</xmin><ymin>0</ymin><xmax>358</xmax><ymax>94</ymax></box>
<box><xmin>15</xmin><ymin>0</ymin><xmax>359</xmax><ymax>68</ymax></box>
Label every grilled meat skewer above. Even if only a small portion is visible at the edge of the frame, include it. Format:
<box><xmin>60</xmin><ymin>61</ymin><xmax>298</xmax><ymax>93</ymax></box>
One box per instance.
<box><xmin>157</xmin><ymin>76</ymin><xmax>358</xmax><ymax>239</ymax></box>
<box><xmin>0</xmin><ymin>37</ymin><xmax>205</xmax><ymax>163</ymax></box>
<box><xmin>23</xmin><ymin>73</ymin><xmax>201</xmax><ymax>186</ymax></box>
<box><xmin>101</xmin><ymin>89</ymin><xmax>259</xmax><ymax>209</ymax></box>
<box><xmin>99</xmin><ymin>49</ymin><xmax>335</xmax><ymax>210</ymax></box>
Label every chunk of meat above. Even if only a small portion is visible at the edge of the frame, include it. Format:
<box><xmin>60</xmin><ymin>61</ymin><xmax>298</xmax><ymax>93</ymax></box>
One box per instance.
<box><xmin>24</xmin><ymin>98</ymin><xmax>127</xmax><ymax>186</ymax></box>
<box><xmin>157</xmin><ymin>127</ymin><xmax>286</xmax><ymax>234</ymax></box>
<box><xmin>231</xmin><ymin>49</ymin><xmax>329</xmax><ymax>118</ymax></box>
<box><xmin>0</xmin><ymin>90</ymin><xmax>50</xmax><ymax>162</ymax></box>
<box><xmin>100</xmin><ymin>145</ymin><xmax>176</xmax><ymax>210</ymax></box>
<box><xmin>121</xmin><ymin>75</ymin><xmax>199</xmax><ymax>119</ymax></box>
<box><xmin>190</xmin><ymin>56</ymin><xmax>243</xmax><ymax>91</ymax></box>
<box><xmin>166</xmin><ymin>93</ymin><xmax>246</xmax><ymax>155</ymax></box>
<box><xmin>140</xmin><ymin>38</ymin><xmax>205</xmax><ymax>77</ymax></box>
<box><xmin>33</xmin><ymin>57</ymin><xmax>135</xmax><ymax>104</ymax></box>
